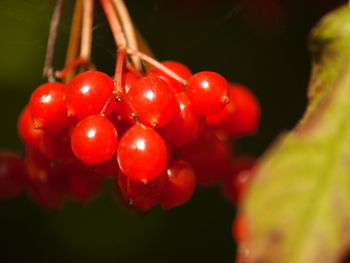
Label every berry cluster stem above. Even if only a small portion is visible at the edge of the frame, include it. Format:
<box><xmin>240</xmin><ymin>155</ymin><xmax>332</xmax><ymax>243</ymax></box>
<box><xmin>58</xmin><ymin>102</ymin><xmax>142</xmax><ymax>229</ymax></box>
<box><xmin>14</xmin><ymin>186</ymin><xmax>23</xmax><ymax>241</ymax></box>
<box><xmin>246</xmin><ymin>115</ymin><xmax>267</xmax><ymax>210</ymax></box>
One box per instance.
<box><xmin>43</xmin><ymin>0</ymin><xmax>65</xmax><ymax>82</ymax></box>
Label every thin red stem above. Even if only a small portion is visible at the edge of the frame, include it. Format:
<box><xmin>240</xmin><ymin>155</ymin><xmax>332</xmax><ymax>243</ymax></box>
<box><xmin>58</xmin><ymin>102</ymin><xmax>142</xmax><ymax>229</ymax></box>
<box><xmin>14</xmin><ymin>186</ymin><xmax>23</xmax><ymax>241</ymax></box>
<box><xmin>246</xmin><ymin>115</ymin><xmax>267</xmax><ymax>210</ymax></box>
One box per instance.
<box><xmin>100</xmin><ymin>0</ymin><xmax>126</xmax><ymax>49</ymax></box>
<box><xmin>43</xmin><ymin>0</ymin><xmax>65</xmax><ymax>82</ymax></box>
<box><xmin>126</xmin><ymin>48</ymin><xmax>188</xmax><ymax>86</ymax></box>
<box><xmin>56</xmin><ymin>58</ymin><xmax>88</xmax><ymax>83</ymax></box>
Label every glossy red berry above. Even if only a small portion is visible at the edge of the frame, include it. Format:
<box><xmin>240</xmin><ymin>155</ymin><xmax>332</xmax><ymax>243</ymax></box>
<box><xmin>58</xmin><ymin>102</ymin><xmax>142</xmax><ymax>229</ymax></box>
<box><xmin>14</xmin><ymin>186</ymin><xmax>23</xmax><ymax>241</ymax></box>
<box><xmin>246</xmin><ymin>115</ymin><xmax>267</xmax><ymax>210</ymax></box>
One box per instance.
<box><xmin>17</xmin><ymin>106</ymin><xmax>43</xmax><ymax>150</ymax></box>
<box><xmin>0</xmin><ymin>152</ymin><xmax>26</xmax><ymax>200</ymax></box>
<box><xmin>29</xmin><ymin>82</ymin><xmax>71</xmax><ymax>131</ymax></box>
<box><xmin>206</xmin><ymin>83</ymin><xmax>260</xmax><ymax>138</ymax></box>
<box><xmin>159</xmin><ymin>92</ymin><xmax>205</xmax><ymax>147</ymax></box>
<box><xmin>160</xmin><ymin>160</ymin><xmax>196</xmax><ymax>210</ymax></box>
<box><xmin>148</xmin><ymin>61</ymin><xmax>192</xmax><ymax>92</ymax></box>
<box><xmin>71</xmin><ymin>114</ymin><xmax>118</xmax><ymax>165</ymax></box>
<box><xmin>118</xmin><ymin>172</ymin><xmax>166</xmax><ymax>211</ymax></box>
<box><xmin>185</xmin><ymin>71</ymin><xmax>229</xmax><ymax>115</ymax></box>
<box><xmin>66</xmin><ymin>71</ymin><xmax>115</xmax><ymax>119</ymax></box>
<box><xmin>122</xmin><ymin>71</ymin><xmax>139</xmax><ymax>93</ymax></box>
<box><xmin>127</xmin><ymin>75</ymin><xmax>178</xmax><ymax>127</ymax></box>
<box><xmin>117</xmin><ymin>124</ymin><xmax>167</xmax><ymax>183</ymax></box>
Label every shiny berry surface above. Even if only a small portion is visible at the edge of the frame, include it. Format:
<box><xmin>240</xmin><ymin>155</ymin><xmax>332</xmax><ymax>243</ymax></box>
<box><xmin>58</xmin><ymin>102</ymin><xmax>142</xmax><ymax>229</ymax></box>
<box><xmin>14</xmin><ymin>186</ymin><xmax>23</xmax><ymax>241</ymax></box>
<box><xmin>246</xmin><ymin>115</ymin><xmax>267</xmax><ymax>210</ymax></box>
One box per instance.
<box><xmin>148</xmin><ymin>61</ymin><xmax>192</xmax><ymax>92</ymax></box>
<box><xmin>117</xmin><ymin>124</ymin><xmax>167</xmax><ymax>183</ymax></box>
<box><xmin>160</xmin><ymin>160</ymin><xmax>196</xmax><ymax>210</ymax></box>
<box><xmin>127</xmin><ymin>75</ymin><xmax>178</xmax><ymax>127</ymax></box>
<box><xmin>0</xmin><ymin>152</ymin><xmax>26</xmax><ymax>200</ymax></box>
<box><xmin>29</xmin><ymin>82</ymin><xmax>71</xmax><ymax>131</ymax></box>
<box><xmin>71</xmin><ymin>115</ymin><xmax>118</xmax><ymax>165</ymax></box>
<box><xmin>118</xmin><ymin>172</ymin><xmax>166</xmax><ymax>211</ymax></box>
<box><xmin>159</xmin><ymin>92</ymin><xmax>205</xmax><ymax>147</ymax></box>
<box><xmin>17</xmin><ymin>106</ymin><xmax>43</xmax><ymax>150</ymax></box>
<box><xmin>186</xmin><ymin>71</ymin><xmax>229</xmax><ymax>115</ymax></box>
<box><xmin>66</xmin><ymin>71</ymin><xmax>115</xmax><ymax>119</ymax></box>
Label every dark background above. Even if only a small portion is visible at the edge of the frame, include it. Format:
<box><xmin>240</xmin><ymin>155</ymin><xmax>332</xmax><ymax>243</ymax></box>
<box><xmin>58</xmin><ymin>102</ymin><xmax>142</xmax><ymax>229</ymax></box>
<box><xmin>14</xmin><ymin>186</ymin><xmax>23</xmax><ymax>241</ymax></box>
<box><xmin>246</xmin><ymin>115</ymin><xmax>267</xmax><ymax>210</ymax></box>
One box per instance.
<box><xmin>0</xmin><ymin>0</ymin><xmax>345</xmax><ymax>262</ymax></box>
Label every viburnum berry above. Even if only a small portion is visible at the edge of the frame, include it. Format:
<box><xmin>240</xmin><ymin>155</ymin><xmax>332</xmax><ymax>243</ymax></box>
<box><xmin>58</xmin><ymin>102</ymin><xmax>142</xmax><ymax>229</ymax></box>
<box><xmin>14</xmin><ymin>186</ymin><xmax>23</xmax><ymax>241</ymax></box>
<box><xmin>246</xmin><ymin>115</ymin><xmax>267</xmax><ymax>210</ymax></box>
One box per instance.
<box><xmin>122</xmin><ymin>71</ymin><xmax>139</xmax><ymax>93</ymax></box>
<box><xmin>160</xmin><ymin>160</ymin><xmax>196</xmax><ymax>210</ymax></box>
<box><xmin>66</xmin><ymin>71</ymin><xmax>115</xmax><ymax>119</ymax></box>
<box><xmin>118</xmin><ymin>171</ymin><xmax>166</xmax><ymax>211</ymax></box>
<box><xmin>117</xmin><ymin>124</ymin><xmax>167</xmax><ymax>183</ymax></box>
<box><xmin>148</xmin><ymin>61</ymin><xmax>192</xmax><ymax>93</ymax></box>
<box><xmin>206</xmin><ymin>83</ymin><xmax>260</xmax><ymax>138</ymax></box>
<box><xmin>185</xmin><ymin>71</ymin><xmax>229</xmax><ymax>115</ymax></box>
<box><xmin>0</xmin><ymin>151</ymin><xmax>26</xmax><ymax>200</ymax></box>
<box><xmin>71</xmin><ymin>114</ymin><xmax>118</xmax><ymax>165</ymax></box>
<box><xmin>39</xmin><ymin>129</ymin><xmax>74</xmax><ymax>162</ymax></box>
<box><xmin>222</xmin><ymin>156</ymin><xmax>256</xmax><ymax>204</ymax></box>
<box><xmin>159</xmin><ymin>92</ymin><xmax>205</xmax><ymax>147</ymax></box>
<box><xmin>25</xmin><ymin>148</ymin><xmax>67</xmax><ymax>210</ymax></box>
<box><xmin>29</xmin><ymin>82</ymin><xmax>71</xmax><ymax>131</ymax></box>
<box><xmin>66</xmin><ymin>161</ymin><xmax>104</xmax><ymax>203</ymax></box>
<box><xmin>17</xmin><ymin>106</ymin><xmax>43</xmax><ymax>150</ymax></box>
<box><xmin>179</xmin><ymin>130</ymin><xmax>232</xmax><ymax>185</ymax></box>
<box><xmin>127</xmin><ymin>75</ymin><xmax>178</xmax><ymax>127</ymax></box>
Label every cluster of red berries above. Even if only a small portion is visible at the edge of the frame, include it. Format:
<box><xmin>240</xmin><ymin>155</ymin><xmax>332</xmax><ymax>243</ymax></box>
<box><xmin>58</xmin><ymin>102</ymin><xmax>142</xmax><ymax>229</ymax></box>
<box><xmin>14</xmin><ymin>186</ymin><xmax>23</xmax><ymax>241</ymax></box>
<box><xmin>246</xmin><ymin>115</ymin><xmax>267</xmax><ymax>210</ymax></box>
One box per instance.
<box><xmin>1</xmin><ymin>60</ymin><xmax>259</xmax><ymax>211</ymax></box>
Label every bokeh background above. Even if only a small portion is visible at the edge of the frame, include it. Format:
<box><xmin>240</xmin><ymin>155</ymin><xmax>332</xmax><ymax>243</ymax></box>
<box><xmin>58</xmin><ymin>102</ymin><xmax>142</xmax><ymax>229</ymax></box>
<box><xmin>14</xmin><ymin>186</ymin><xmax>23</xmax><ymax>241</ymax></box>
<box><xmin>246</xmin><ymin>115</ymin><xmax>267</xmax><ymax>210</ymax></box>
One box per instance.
<box><xmin>0</xmin><ymin>0</ymin><xmax>346</xmax><ymax>262</ymax></box>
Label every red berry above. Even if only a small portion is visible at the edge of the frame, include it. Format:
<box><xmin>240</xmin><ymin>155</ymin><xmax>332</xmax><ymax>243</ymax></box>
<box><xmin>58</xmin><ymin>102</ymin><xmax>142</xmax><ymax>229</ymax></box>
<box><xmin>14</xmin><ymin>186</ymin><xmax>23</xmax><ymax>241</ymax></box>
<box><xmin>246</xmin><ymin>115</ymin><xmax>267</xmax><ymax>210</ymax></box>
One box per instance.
<box><xmin>29</xmin><ymin>82</ymin><xmax>71</xmax><ymax>131</ymax></box>
<box><xmin>159</xmin><ymin>92</ymin><xmax>205</xmax><ymax>147</ymax></box>
<box><xmin>25</xmin><ymin>148</ymin><xmax>67</xmax><ymax>210</ymax></box>
<box><xmin>39</xmin><ymin>129</ymin><xmax>74</xmax><ymax>162</ymax></box>
<box><xmin>17</xmin><ymin>106</ymin><xmax>43</xmax><ymax>149</ymax></box>
<box><xmin>179</xmin><ymin>130</ymin><xmax>231</xmax><ymax>185</ymax></box>
<box><xmin>71</xmin><ymin>115</ymin><xmax>118</xmax><ymax>165</ymax></box>
<box><xmin>206</xmin><ymin>83</ymin><xmax>260</xmax><ymax>138</ymax></box>
<box><xmin>117</xmin><ymin>124</ymin><xmax>167</xmax><ymax>183</ymax></box>
<box><xmin>222</xmin><ymin>156</ymin><xmax>255</xmax><ymax>204</ymax></box>
<box><xmin>185</xmin><ymin>71</ymin><xmax>229</xmax><ymax>115</ymax></box>
<box><xmin>66</xmin><ymin>71</ymin><xmax>115</xmax><ymax>119</ymax></box>
<box><xmin>127</xmin><ymin>75</ymin><xmax>178</xmax><ymax>127</ymax></box>
<box><xmin>0</xmin><ymin>152</ymin><xmax>26</xmax><ymax>200</ymax></box>
<box><xmin>118</xmin><ymin>171</ymin><xmax>166</xmax><ymax>211</ymax></box>
<box><xmin>148</xmin><ymin>61</ymin><xmax>192</xmax><ymax>92</ymax></box>
<box><xmin>67</xmin><ymin>161</ymin><xmax>104</xmax><ymax>204</ymax></box>
<box><xmin>160</xmin><ymin>160</ymin><xmax>196</xmax><ymax>210</ymax></box>
<box><xmin>122</xmin><ymin>71</ymin><xmax>139</xmax><ymax>93</ymax></box>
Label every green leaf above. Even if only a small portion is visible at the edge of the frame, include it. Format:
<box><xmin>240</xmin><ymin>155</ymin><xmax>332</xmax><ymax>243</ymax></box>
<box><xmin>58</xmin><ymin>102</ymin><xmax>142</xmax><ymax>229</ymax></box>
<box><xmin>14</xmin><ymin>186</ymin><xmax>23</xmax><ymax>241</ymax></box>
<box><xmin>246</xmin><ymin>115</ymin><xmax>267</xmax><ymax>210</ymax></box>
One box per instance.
<box><xmin>244</xmin><ymin>5</ymin><xmax>350</xmax><ymax>263</ymax></box>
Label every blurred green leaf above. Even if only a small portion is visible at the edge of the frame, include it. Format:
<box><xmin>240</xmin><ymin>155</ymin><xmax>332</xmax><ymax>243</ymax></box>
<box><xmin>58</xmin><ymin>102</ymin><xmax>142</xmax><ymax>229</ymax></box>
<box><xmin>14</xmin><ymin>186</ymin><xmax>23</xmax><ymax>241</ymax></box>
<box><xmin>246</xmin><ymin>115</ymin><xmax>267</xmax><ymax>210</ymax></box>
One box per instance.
<box><xmin>244</xmin><ymin>5</ymin><xmax>350</xmax><ymax>263</ymax></box>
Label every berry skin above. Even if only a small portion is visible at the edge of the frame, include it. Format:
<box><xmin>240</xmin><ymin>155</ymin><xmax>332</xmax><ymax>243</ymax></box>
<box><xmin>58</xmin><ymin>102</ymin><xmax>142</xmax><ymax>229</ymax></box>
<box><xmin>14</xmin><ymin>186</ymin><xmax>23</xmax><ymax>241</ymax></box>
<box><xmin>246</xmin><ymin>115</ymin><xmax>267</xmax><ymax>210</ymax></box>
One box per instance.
<box><xmin>160</xmin><ymin>160</ymin><xmax>196</xmax><ymax>210</ymax></box>
<box><xmin>148</xmin><ymin>61</ymin><xmax>192</xmax><ymax>92</ymax></box>
<box><xmin>17</xmin><ymin>106</ymin><xmax>43</xmax><ymax>150</ymax></box>
<box><xmin>25</xmin><ymin>148</ymin><xmax>67</xmax><ymax>210</ymax></box>
<box><xmin>0</xmin><ymin>152</ymin><xmax>26</xmax><ymax>200</ymax></box>
<box><xmin>66</xmin><ymin>71</ymin><xmax>116</xmax><ymax>119</ymax></box>
<box><xmin>222</xmin><ymin>156</ymin><xmax>255</xmax><ymax>204</ymax></box>
<box><xmin>29</xmin><ymin>82</ymin><xmax>71</xmax><ymax>131</ymax></box>
<box><xmin>159</xmin><ymin>92</ymin><xmax>205</xmax><ymax>147</ymax></box>
<box><xmin>39</xmin><ymin>129</ymin><xmax>74</xmax><ymax>162</ymax></box>
<box><xmin>127</xmin><ymin>75</ymin><xmax>178</xmax><ymax>127</ymax></box>
<box><xmin>71</xmin><ymin>115</ymin><xmax>118</xmax><ymax>165</ymax></box>
<box><xmin>66</xmin><ymin>161</ymin><xmax>103</xmax><ymax>204</ymax></box>
<box><xmin>185</xmin><ymin>71</ymin><xmax>229</xmax><ymax>115</ymax></box>
<box><xmin>206</xmin><ymin>83</ymin><xmax>260</xmax><ymax>138</ymax></box>
<box><xmin>117</xmin><ymin>124</ymin><xmax>167</xmax><ymax>183</ymax></box>
<box><xmin>179</xmin><ymin>130</ymin><xmax>231</xmax><ymax>185</ymax></box>
<box><xmin>118</xmin><ymin>171</ymin><xmax>166</xmax><ymax>211</ymax></box>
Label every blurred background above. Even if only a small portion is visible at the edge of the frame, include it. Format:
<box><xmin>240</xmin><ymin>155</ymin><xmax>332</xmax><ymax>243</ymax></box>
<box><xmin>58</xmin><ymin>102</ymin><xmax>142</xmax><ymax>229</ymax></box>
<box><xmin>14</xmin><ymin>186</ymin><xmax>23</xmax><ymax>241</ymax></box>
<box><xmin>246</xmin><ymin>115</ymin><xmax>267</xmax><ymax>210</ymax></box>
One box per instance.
<box><xmin>0</xmin><ymin>0</ymin><xmax>346</xmax><ymax>262</ymax></box>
